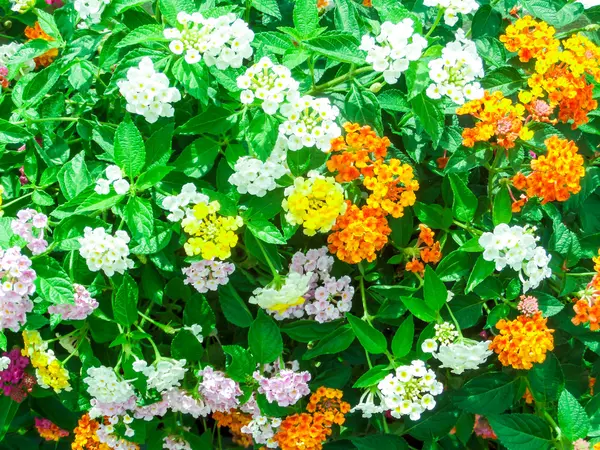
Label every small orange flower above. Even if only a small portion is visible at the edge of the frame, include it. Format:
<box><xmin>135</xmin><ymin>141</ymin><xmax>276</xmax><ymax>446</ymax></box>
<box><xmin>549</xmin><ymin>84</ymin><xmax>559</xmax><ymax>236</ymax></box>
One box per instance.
<box><xmin>511</xmin><ymin>196</ymin><xmax>527</xmax><ymax>213</ymax></box>
<box><xmin>306</xmin><ymin>387</ymin><xmax>351</xmax><ymax>427</ymax></box>
<box><xmin>421</xmin><ymin>241</ymin><xmax>441</xmax><ymax>264</ymax></box>
<box><xmin>418</xmin><ymin>224</ymin><xmax>435</xmax><ymax>247</ymax></box>
<box><xmin>213</xmin><ymin>410</ymin><xmax>252</xmax><ymax>448</ymax></box>
<box><xmin>512</xmin><ymin>136</ymin><xmax>585</xmax><ymax>204</ymax></box>
<box><xmin>71</xmin><ymin>414</ymin><xmax>110</xmax><ymax>450</ymax></box>
<box><xmin>489</xmin><ymin>312</ymin><xmax>554</xmax><ymax>370</ymax></box>
<box><xmin>35</xmin><ymin>418</ymin><xmax>68</xmax><ymax>442</ymax></box>
<box><xmin>24</xmin><ymin>22</ymin><xmax>58</xmax><ymax>68</ymax></box>
<box><xmin>363</xmin><ymin>159</ymin><xmax>419</xmax><ymax>218</ymax></box>
<box><xmin>275</xmin><ymin>413</ymin><xmax>331</xmax><ymax>450</ymax></box>
<box><xmin>328</xmin><ymin>202</ymin><xmax>391</xmax><ymax>264</ymax></box>
<box><xmin>590</xmin><ymin>377</ymin><xmax>596</xmax><ymax>396</ymax></box>
<box><xmin>405</xmin><ymin>259</ymin><xmax>425</xmax><ymax>275</ymax></box>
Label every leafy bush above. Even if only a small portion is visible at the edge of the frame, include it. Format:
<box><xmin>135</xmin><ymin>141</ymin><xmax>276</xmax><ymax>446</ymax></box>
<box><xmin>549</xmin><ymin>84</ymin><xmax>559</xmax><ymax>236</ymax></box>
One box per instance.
<box><xmin>0</xmin><ymin>0</ymin><xmax>600</xmax><ymax>449</ymax></box>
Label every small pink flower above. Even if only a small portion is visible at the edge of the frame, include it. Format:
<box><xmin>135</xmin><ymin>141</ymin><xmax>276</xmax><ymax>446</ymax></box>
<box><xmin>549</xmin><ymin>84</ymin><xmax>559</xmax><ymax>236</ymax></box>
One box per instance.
<box><xmin>518</xmin><ymin>295</ymin><xmax>539</xmax><ymax>316</ymax></box>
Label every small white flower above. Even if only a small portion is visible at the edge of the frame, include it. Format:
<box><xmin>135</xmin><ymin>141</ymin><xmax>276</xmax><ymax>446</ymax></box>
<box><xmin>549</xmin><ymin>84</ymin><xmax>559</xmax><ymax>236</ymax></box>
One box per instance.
<box><xmin>94</xmin><ymin>179</ymin><xmax>111</xmax><ymax>195</ymax></box>
<box><xmin>113</xmin><ymin>179</ymin><xmax>130</xmax><ymax>195</ymax></box>
<box><xmin>105</xmin><ymin>165</ymin><xmax>123</xmax><ymax>181</ymax></box>
<box><xmin>421</xmin><ymin>339</ymin><xmax>438</xmax><ymax>353</ymax></box>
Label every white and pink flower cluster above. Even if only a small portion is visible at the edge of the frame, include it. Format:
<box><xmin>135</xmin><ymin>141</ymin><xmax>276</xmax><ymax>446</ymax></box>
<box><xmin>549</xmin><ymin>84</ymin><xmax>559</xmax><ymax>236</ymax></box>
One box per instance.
<box><xmin>84</xmin><ymin>366</ymin><xmax>137</xmax><ymax>420</ymax></box>
<box><xmin>11</xmin><ymin>209</ymin><xmax>48</xmax><ymax>255</ymax></box>
<box><xmin>241</xmin><ymin>416</ymin><xmax>281</xmax><ymax>449</ymax></box>
<box><xmin>162</xmin><ymin>183</ymin><xmax>209</xmax><ymax>222</ymax></box>
<box><xmin>182</xmin><ymin>260</ymin><xmax>235</xmax><ymax>293</ymax></box>
<box><xmin>253</xmin><ymin>364</ymin><xmax>311</xmax><ymax>407</ymax></box>
<box><xmin>133</xmin><ymin>359</ymin><xmax>187</xmax><ymax>393</ymax></box>
<box><xmin>198</xmin><ymin>366</ymin><xmax>243</xmax><ymax>412</ymax></box>
<box><xmin>48</xmin><ymin>284</ymin><xmax>98</xmax><ymax>321</ymax></box>
<box><xmin>163</xmin><ymin>435</ymin><xmax>191</xmax><ymax>450</ymax></box>
<box><xmin>0</xmin><ymin>247</ymin><xmax>36</xmax><ymax>332</ymax></box>
<box><xmin>78</xmin><ymin>227</ymin><xmax>134</xmax><ymax>277</ymax></box>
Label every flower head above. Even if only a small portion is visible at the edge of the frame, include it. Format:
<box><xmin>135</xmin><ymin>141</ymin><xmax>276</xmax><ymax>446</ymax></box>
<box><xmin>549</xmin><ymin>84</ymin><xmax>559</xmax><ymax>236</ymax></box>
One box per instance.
<box><xmin>249</xmin><ymin>272</ymin><xmax>312</xmax><ymax>316</ymax></box>
<box><xmin>24</xmin><ymin>22</ymin><xmax>58</xmax><ymax>68</ymax></box>
<box><xmin>48</xmin><ymin>284</ymin><xmax>98</xmax><ymax>321</ymax></box>
<box><xmin>35</xmin><ymin>417</ymin><xmax>69</xmax><ymax>441</ymax></box>
<box><xmin>433</xmin><ymin>340</ymin><xmax>493</xmax><ymax>374</ymax></box>
<box><xmin>363</xmin><ymin>159</ymin><xmax>419</xmax><ymax>218</ymax></box>
<box><xmin>78</xmin><ymin>228</ymin><xmax>134</xmax><ymax>276</ymax></box>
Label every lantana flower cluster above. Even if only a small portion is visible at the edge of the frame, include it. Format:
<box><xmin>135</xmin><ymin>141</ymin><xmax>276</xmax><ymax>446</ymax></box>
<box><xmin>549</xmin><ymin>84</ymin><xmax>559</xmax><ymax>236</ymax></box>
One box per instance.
<box><xmin>48</xmin><ymin>283</ymin><xmax>99</xmax><ymax>321</ymax></box>
<box><xmin>182</xmin><ymin>259</ymin><xmax>235</xmax><ymax>293</ymax></box>
<box><xmin>162</xmin><ymin>183</ymin><xmax>209</xmax><ymax>222</ymax></box>
<box><xmin>11</xmin><ymin>209</ymin><xmax>48</xmax><ymax>255</ymax></box>
<box><xmin>405</xmin><ymin>224</ymin><xmax>443</xmax><ymax>275</ymax></box>
<box><xmin>22</xmin><ymin>331</ymin><xmax>71</xmax><ymax>393</ymax></box>
<box><xmin>249</xmin><ymin>271</ymin><xmax>312</xmax><ymax>315</ymax></box>
<box><xmin>0</xmin><ymin>247</ymin><xmax>36</xmax><ymax>332</ymax></box>
<box><xmin>78</xmin><ymin>227</ymin><xmax>135</xmax><ymax>276</ymax></box>
<box><xmin>95</xmin><ymin>165</ymin><xmax>130</xmax><ymax>196</ymax></box>
<box><xmin>423</xmin><ymin>0</ymin><xmax>480</xmax><ymax>26</ymax></box>
<box><xmin>253</xmin><ymin>366</ymin><xmax>311</xmax><ymax>407</ymax></box>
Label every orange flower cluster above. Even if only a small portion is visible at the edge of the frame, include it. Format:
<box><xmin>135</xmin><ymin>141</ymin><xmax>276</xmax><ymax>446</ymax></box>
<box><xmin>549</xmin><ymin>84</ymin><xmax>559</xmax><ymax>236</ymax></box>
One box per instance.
<box><xmin>35</xmin><ymin>417</ymin><xmax>69</xmax><ymax>441</ymax></box>
<box><xmin>213</xmin><ymin>410</ymin><xmax>253</xmax><ymax>448</ymax></box>
<box><xmin>489</xmin><ymin>312</ymin><xmax>554</xmax><ymax>370</ymax></box>
<box><xmin>327</xmin><ymin>202</ymin><xmax>391</xmax><ymax>264</ymax></box>
<box><xmin>405</xmin><ymin>224</ymin><xmax>442</xmax><ymax>275</ymax></box>
<box><xmin>457</xmin><ymin>91</ymin><xmax>533</xmax><ymax>149</ymax></box>
<box><xmin>326</xmin><ymin>124</ymin><xmax>419</xmax><ymax>264</ymax></box>
<box><xmin>274</xmin><ymin>387</ymin><xmax>349</xmax><ymax>450</ymax></box>
<box><xmin>24</xmin><ymin>22</ymin><xmax>58</xmax><ymax>68</ymax></box>
<box><xmin>327</xmin><ymin>123</ymin><xmax>390</xmax><ymax>183</ymax></box>
<box><xmin>71</xmin><ymin>414</ymin><xmax>110</xmax><ymax>450</ymax></box>
<box><xmin>572</xmin><ymin>254</ymin><xmax>600</xmax><ymax>331</ymax></box>
<box><xmin>501</xmin><ymin>16</ymin><xmax>600</xmax><ymax>129</ymax></box>
<box><xmin>512</xmin><ymin>136</ymin><xmax>584</xmax><ymax>204</ymax></box>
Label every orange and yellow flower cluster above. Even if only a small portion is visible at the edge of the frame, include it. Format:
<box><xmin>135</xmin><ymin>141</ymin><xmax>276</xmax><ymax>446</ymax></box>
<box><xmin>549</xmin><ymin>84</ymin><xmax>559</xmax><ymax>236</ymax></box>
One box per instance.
<box><xmin>213</xmin><ymin>410</ymin><xmax>253</xmax><ymax>448</ymax></box>
<box><xmin>275</xmin><ymin>387</ymin><xmax>350</xmax><ymax>450</ymax></box>
<box><xmin>35</xmin><ymin>417</ymin><xmax>69</xmax><ymax>442</ymax></box>
<box><xmin>489</xmin><ymin>312</ymin><xmax>554</xmax><ymax>370</ymax></box>
<box><xmin>24</xmin><ymin>22</ymin><xmax>58</xmax><ymax>68</ymax></box>
<box><xmin>405</xmin><ymin>224</ymin><xmax>442</xmax><ymax>275</ymax></box>
<box><xmin>572</xmin><ymin>251</ymin><xmax>600</xmax><ymax>331</ymax></box>
<box><xmin>512</xmin><ymin>136</ymin><xmax>585</xmax><ymax>204</ymax></box>
<box><xmin>72</xmin><ymin>414</ymin><xmax>111</xmax><ymax>450</ymax></box>
<box><xmin>326</xmin><ymin>123</ymin><xmax>419</xmax><ymax>264</ymax></box>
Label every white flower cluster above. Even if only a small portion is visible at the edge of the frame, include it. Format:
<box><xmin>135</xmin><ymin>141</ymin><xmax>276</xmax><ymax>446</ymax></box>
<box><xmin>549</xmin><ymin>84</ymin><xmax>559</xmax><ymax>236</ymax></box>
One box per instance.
<box><xmin>184</xmin><ymin>324</ymin><xmax>204</xmax><ymax>344</ymax></box>
<box><xmin>84</xmin><ymin>366</ymin><xmax>136</xmax><ymax>418</ymax></box>
<box><xmin>423</xmin><ymin>0</ymin><xmax>480</xmax><ymax>26</ymax></box>
<box><xmin>0</xmin><ymin>43</ymin><xmax>35</xmax><ymax>79</ymax></box>
<box><xmin>95</xmin><ymin>165</ymin><xmax>130</xmax><ymax>195</ymax></box>
<box><xmin>78</xmin><ymin>227</ymin><xmax>135</xmax><ymax>277</ymax></box>
<box><xmin>237</xmin><ymin>57</ymin><xmax>299</xmax><ymax>114</ymax></box>
<box><xmin>378</xmin><ymin>361</ymin><xmax>443</xmax><ymax>421</ymax></box>
<box><xmin>74</xmin><ymin>0</ymin><xmax>110</xmax><ymax>24</ymax></box>
<box><xmin>183</xmin><ymin>260</ymin><xmax>235</xmax><ymax>293</ymax></box>
<box><xmin>426</xmin><ymin>30</ymin><xmax>484</xmax><ymax>104</ymax></box>
<box><xmin>163</xmin><ymin>436</ymin><xmax>192</xmax><ymax>450</ymax></box>
<box><xmin>229</xmin><ymin>136</ymin><xmax>289</xmax><ymax>197</ymax></box>
<box><xmin>133</xmin><ymin>359</ymin><xmax>187</xmax><ymax>393</ymax></box>
<box><xmin>10</xmin><ymin>0</ymin><xmax>35</xmax><ymax>13</ymax></box>
<box><xmin>165</xmin><ymin>388</ymin><xmax>211</xmax><ymax>418</ymax></box>
<box><xmin>164</xmin><ymin>12</ymin><xmax>254</xmax><ymax>69</ymax></box>
<box><xmin>359</xmin><ymin>19</ymin><xmax>427</xmax><ymax>85</ymax></box>
<box><xmin>97</xmin><ymin>423</ymin><xmax>138</xmax><ymax>450</ymax></box>
<box><xmin>249</xmin><ymin>272</ymin><xmax>312</xmax><ymax>315</ymax></box>
<box><xmin>434</xmin><ymin>322</ymin><xmax>459</xmax><ymax>345</ymax></box>
<box><xmin>281</xmin><ymin>247</ymin><xmax>354</xmax><ymax>323</ymax></box>
<box><xmin>279</xmin><ymin>93</ymin><xmax>341</xmax><ymax>152</ymax></box>
<box><xmin>0</xmin><ymin>356</ymin><xmax>10</xmax><ymax>372</ymax></box>
<box><xmin>351</xmin><ymin>390</ymin><xmax>386</xmax><ymax>418</ymax></box>
<box><xmin>241</xmin><ymin>416</ymin><xmax>281</xmax><ymax>449</ymax></box>
<box><xmin>433</xmin><ymin>340</ymin><xmax>493</xmax><ymax>375</ymax></box>
<box><xmin>162</xmin><ymin>183</ymin><xmax>209</xmax><ymax>222</ymax></box>
<box><xmin>479</xmin><ymin>224</ymin><xmax>552</xmax><ymax>292</ymax></box>
<box><xmin>117</xmin><ymin>57</ymin><xmax>181</xmax><ymax>123</ymax></box>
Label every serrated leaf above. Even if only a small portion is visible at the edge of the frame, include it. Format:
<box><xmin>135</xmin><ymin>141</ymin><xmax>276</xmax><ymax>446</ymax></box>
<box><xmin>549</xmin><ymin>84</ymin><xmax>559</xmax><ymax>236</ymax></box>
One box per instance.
<box><xmin>558</xmin><ymin>389</ymin><xmax>590</xmax><ymax>440</ymax></box>
<box><xmin>454</xmin><ymin>373</ymin><xmax>520</xmax><ymax>414</ymax></box>
<box><xmin>346</xmin><ymin>313</ymin><xmax>387</xmax><ymax>354</ymax></box>
<box><xmin>487</xmin><ymin>414</ymin><xmax>552</xmax><ymax>450</ymax></box>
<box><xmin>247</xmin><ymin>220</ymin><xmax>286</xmax><ymax>245</ymax></box>
<box><xmin>114</xmin><ymin>117</ymin><xmax>145</xmax><ymax>179</ymax></box>
<box><xmin>303</xmin><ymin>32</ymin><xmax>365</xmax><ymax>64</ymax></box>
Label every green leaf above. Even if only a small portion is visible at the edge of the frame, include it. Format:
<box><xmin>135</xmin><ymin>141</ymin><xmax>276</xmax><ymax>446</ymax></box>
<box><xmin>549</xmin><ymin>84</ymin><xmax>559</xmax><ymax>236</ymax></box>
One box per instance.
<box><xmin>411</xmin><ymin>93</ymin><xmax>444</xmax><ymax>147</ymax></box>
<box><xmin>0</xmin><ymin>396</ymin><xmax>20</xmax><ymax>441</ymax></box>
<box><xmin>114</xmin><ymin>117</ymin><xmax>146</xmax><ymax>179</ymax></box>
<box><xmin>125</xmin><ymin>197</ymin><xmax>154</xmax><ymax>241</ymax></box>
<box><xmin>174</xmin><ymin>138</ymin><xmax>220</xmax><ymax>178</ymax></box>
<box><xmin>33</xmin><ymin>257</ymin><xmax>73</xmax><ymax>305</ymax></box>
<box><xmin>558</xmin><ymin>389</ymin><xmax>590</xmax><ymax>440</ymax></box>
<box><xmin>534</xmin><ymin>292</ymin><xmax>564</xmax><ymax>317</ymax></box>
<box><xmin>252</xmin><ymin>0</ymin><xmax>281</xmax><ymax>18</ymax></box>
<box><xmin>249</xmin><ymin>310</ymin><xmax>283</xmax><ymax>364</ymax></box>
<box><xmin>223</xmin><ymin>345</ymin><xmax>255</xmax><ymax>382</ymax></box>
<box><xmin>481</xmin><ymin>67</ymin><xmax>525</xmax><ymax>96</ymax></box>
<box><xmin>344</xmin><ymin>84</ymin><xmax>383</xmax><ymax>135</ymax></box>
<box><xmin>487</xmin><ymin>414</ymin><xmax>552</xmax><ymax>450</ymax></box>
<box><xmin>353</xmin><ymin>365</ymin><xmax>390</xmax><ymax>388</ymax></box>
<box><xmin>53</xmin><ymin>215</ymin><xmax>108</xmax><ymax>251</ymax></box>
<box><xmin>436</xmin><ymin>250</ymin><xmax>471</xmax><ymax>282</ymax></box>
<box><xmin>281</xmin><ymin>320</ymin><xmax>341</xmax><ymax>342</ymax></box>
<box><xmin>303</xmin><ymin>32</ymin><xmax>365</xmax><ymax>64</ymax></box>
<box><xmin>413</xmin><ymin>203</ymin><xmax>453</xmax><ymax>230</ymax></box>
<box><xmin>527</xmin><ymin>353</ymin><xmax>565</xmax><ymax>403</ymax></box>
<box><xmin>113</xmin><ymin>273</ymin><xmax>139</xmax><ymax>327</ymax></box>
<box><xmin>448</xmin><ymin>174</ymin><xmax>477</xmax><ymax>222</ymax></box>
<box><xmin>466</xmin><ymin>255</ymin><xmax>495</xmax><ymax>293</ymax></box>
<box><xmin>399</xmin><ymin>296</ymin><xmax>437</xmax><ymax>322</ymax></box>
<box><xmin>32</xmin><ymin>190</ymin><xmax>54</xmax><ymax>206</ymax></box>
<box><xmin>350</xmin><ymin>435</ymin><xmax>408</xmax><ymax>450</ymax></box>
<box><xmin>145</xmin><ymin>123</ymin><xmax>174</xmax><ymax>170</ymax></box>
<box><xmin>177</xmin><ymin>108</ymin><xmax>233</xmax><ymax>135</ymax></box>
<box><xmin>423</xmin><ymin>266</ymin><xmax>447</xmax><ymax>312</ymax></box>
<box><xmin>0</xmin><ymin>119</ymin><xmax>32</xmax><ymax>144</ymax></box>
<box><xmin>493</xmin><ymin>186</ymin><xmax>512</xmax><ymax>226</ymax></box>
<box><xmin>585</xmin><ymin>393</ymin><xmax>600</xmax><ymax>437</ymax></box>
<box><xmin>346</xmin><ymin>313</ymin><xmax>387</xmax><ymax>354</ymax></box>
<box><xmin>391</xmin><ymin>315</ymin><xmax>414</xmax><ymax>358</ymax></box>
<box><xmin>172</xmin><ymin>330</ymin><xmax>204</xmax><ymax>361</ymax></box>
<box><xmin>23</xmin><ymin>66</ymin><xmax>60</xmax><ymax>107</ymax></box>
<box><xmin>58</xmin><ymin>152</ymin><xmax>92</xmax><ymax>200</ymax></box>
<box><xmin>219</xmin><ymin>284</ymin><xmax>253</xmax><ymax>328</ymax></box>
<box><xmin>471</xmin><ymin>5</ymin><xmax>502</xmax><ymax>38</ymax></box>
<box><xmin>454</xmin><ymin>373</ymin><xmax>520</xmax><ymax>414</ymax></box>
<box><xmin>36</xmin><ymin>9</ymin><xmax>62</xmax><ymax>42</ymax></box>
<box><xmin>117</xmin><ymin>25</ymin><xmax>166</xmax><ymax>48</ymax></box>
<box><xmin>172</xmin><ymin>58</ymin><xmax>209</xmax><ymax>105</ymax></box>
<box><xmin>158</xmin><ymin>0</ymin><xmax>195</xmax><ymax>25</ymax></box>
<box><xmin>247</xmin><ymin>220</ymin><xmax>286</xmax><ymax>245</ymax></box>
<box><xmin>136</xmin><ymin>166</ymin><xmax>174</xmax><ymax>191</ymax></box>
<box><xmin>303</xmin><ymin>325</ymin><xmax>355</xmax><ymax>359</ymax></box>
<box><xmin>183</xmin><ymin>294</ymin><xmax>215</xmax><ymax>335</ymax></box>
<box><xmin>333</xmin><ymin>0</ymin><xmax>360</xmax><ymax>39</ymax></box>
<box><xmin>485</xmin><ymin>304</ymin><xmax>510</xmax><ymax>329</ymax></box>
<box><xmin>293</xmin><ymin>0</ymin><xmax>318</xmax><ymax>37</ymax></box>
<box><xmin>377</xmin><ymin>89</ymin><xmax>410</xmax><ymax>113</ymax></box>
<box><xmin>247</xmin><ymin>112</ymin><xmax>279</xmax><ymax>161</ymax></box>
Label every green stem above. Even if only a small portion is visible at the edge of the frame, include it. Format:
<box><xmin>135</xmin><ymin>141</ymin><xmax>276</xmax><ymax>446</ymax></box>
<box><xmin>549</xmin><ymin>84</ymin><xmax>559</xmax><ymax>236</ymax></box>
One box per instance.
<box><xmin>445</xmin><ymin>303</ymin><xmax>462</xmax><ymax>337</ymax></box>
<box><xmin>135</xmin><ymin>324</ymin><xmax>162</xmax><ymax>360</ymax></box>
<box><xmin>360</xmin><ymin>277</ymin><xmax>370</xmax><ymax>320</ymax></box>
<box><xmin>1</xmin><ymin>191</ymin><xmax>33</xmax><ymax>208</ymax></box>
<box><xmin>308</xmin><ymin>66</ymin><xmax>372</xmax><ymax>94</ymax></box>
<box><xmin>138</xmin><ymin>311</ymin><xmax>177</xmax><ymax>334</ymax></box>
<box><xmin>452</xmin><ymin>220</ymin><xmax>483</xmax><ymax>236</ymax></box>
<box><xmin>13</xmin><ymin>117</ymin><xmax>79</xmax><ymax>126</ymax></box>
<box><xmin>565</xmin><ymin>272</ymin><xmax>596</xmax><ymax>277</ymax></box>
<box><xmin>425</xmin><ymin>8</ymin><xmax>444</xmax><ymax>39</ymax></box>
<box><xmin>255</xmin><ymin>237</ymin><xmax>280</xmax><ymax>279</ymax></box>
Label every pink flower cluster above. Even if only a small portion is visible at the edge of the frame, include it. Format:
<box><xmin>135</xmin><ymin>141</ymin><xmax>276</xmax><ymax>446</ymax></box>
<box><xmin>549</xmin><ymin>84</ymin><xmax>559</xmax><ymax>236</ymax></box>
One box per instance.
<box><xmin>285</xmin><ymin>247</ymin><xmax>354</xmax><ymax>323</ymax></box>
<box><xmin>198</xmin><ymin>366</ymin><xmax>242</xmax><ymax>412</ymax></box>
<box><xmin>0</xmin><ymin>247</ymin><xmax>36</xmax><ymax>332</ymax></box>
<box><xmin>164</xmin><ymin>388</ymin><xmax>211</xmax><ymax>418</ymax></box>
<box><xmin>182</xmin><ymin>260</ymin><xmax>235</xmax><ymax>293</ymax></box>
<box><xmin>253</xmin><ymin>367</ymin><xmax>311</xmax><ymax>407</ymax></box>
<box><xmin>11</xmin><ymin>209</ymin><xmax>49</xmax><ymax>255</ymax></box>
<box><xmin>48</xmin><ymin>284</ymin><xmax>99</xmax><ymax>321</ymax></box>
<box><xmin>34</xmin><ymin>417</ymin><xmax>69</xmax><ymax>441</ymax></box>
<box><xmin>163</xmin><ymin>435</ymin><xmax>191</xmax><ymax>450</ymax></box>
<box><xmin>517</xmin><ymin>295</ymin><xmax>539</xmax><ymax>316</ymax></box>
<box><xmin>0</xmin><ymin>349</ymin><xmax>33</xmax><ymax>402</ymax></box>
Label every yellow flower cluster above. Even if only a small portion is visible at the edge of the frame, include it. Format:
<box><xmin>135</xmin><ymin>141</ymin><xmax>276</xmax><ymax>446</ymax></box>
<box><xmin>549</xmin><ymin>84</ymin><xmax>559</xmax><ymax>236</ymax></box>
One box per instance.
<box><xmin>181</xmin><ymin>200</ymin><xmax>243</xmax><ymax>260</ymax></box>
<box><xmin>22</xmin><ymin>331</ymin><xmax>71</xmax><ymax>393</ymax></box>
<box><xmin>282</xmin><ymin>171</ymin><xmax>347</xmax><ymax>236</ymax></box>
